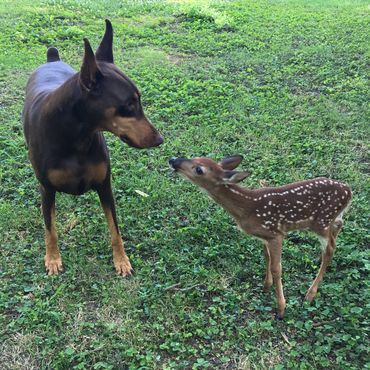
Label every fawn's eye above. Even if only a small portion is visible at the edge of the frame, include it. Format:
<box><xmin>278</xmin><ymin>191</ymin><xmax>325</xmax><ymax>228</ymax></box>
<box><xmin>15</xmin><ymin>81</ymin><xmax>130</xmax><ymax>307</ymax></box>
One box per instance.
<box><xmin>195</xmin><ymin>166</ymin><xmax>204</xmax><ymax>175</ymax></box>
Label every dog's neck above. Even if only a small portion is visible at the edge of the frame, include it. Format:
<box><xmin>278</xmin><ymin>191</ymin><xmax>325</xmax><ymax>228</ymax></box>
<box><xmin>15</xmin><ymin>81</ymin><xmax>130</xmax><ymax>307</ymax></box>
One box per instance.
<box><xmin>42</xmin><ymin>74</ymin><xmax>100</xmax><ymax>152</ymax></box>
<box><xmin>43</xmin><ymin>74</ymin><xmax>80</xmax><ymax>117</ymax></box>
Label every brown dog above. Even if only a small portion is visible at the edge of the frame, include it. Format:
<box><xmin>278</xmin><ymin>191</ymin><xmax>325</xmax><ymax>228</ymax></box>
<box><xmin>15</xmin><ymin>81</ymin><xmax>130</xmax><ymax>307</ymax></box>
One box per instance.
<box><xmin>22</xmin><ymin>20</ymin><xmax>163</xmax><ymax>276</ymax></box>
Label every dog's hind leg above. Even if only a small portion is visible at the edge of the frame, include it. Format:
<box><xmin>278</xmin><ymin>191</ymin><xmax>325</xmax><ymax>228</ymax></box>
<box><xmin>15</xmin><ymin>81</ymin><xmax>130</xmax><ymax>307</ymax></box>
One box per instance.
<box><xmin>41</xmin><ymin>186</ymin><xmax>63</xmax><ymax>275</ymax></box>
<box><xmin>97</xmin><ymin>178</ymin><xmax>133</xmax><ymax>276</ymax></box>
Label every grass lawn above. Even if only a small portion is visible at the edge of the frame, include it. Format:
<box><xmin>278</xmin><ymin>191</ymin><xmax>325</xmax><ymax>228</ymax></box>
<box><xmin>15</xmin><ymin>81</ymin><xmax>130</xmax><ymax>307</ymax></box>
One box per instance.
<box><xmin>0</xmin><ymin>0</ymin><xmax>369</xmax><ymax>368</ymax></box>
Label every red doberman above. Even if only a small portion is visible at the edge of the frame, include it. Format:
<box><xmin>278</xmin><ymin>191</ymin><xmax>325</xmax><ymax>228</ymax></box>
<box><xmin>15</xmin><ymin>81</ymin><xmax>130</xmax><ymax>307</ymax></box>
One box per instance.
<box><xmin>22</xmin><ymin>20</ymin><xmax>163</xmax><ymax>276</ymax></box>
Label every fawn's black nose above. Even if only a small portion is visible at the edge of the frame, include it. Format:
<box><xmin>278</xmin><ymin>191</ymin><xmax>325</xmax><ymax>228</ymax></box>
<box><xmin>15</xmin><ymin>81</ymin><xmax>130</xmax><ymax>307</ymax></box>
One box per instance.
<box><xmin>169</xmin><ymin>157</ymin><xmax>185</xmax><ymax>170</ymax></box>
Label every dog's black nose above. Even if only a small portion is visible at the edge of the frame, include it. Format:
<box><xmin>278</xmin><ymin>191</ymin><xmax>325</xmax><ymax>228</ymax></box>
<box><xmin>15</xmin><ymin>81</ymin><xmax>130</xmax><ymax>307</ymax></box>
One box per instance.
<box><xmin>153</xmin><ymin>134</ymin><xmax>164</xmax><ymax>147</ymax></box>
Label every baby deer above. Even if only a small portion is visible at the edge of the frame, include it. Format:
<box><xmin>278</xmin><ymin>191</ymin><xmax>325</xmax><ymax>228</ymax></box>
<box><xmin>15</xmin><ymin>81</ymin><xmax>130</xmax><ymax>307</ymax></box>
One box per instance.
<box><xmin>169</xmin><ymin>155</ymin><xmax>352</xmax><ymax>319</ymax></box>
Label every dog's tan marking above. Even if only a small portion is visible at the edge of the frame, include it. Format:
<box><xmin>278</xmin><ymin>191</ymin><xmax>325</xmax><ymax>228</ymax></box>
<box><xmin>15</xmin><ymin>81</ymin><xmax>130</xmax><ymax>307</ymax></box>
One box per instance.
<box><xmin>102</xmin><ymin>107</ymin><xmax>158</xmax><ymax>148</ymax></box>
<box><xmin>48</xmin><ymin>168</ymin><xmax>74</xmax><ymax>188</ymax></box>
<box><xmin>48</xmin><ymin>162</ymin><xmax>107</xmax><ymax>188</ymax></box>
<box><xmin>87</xmin><ymin>162</ymin><xmax>108</xmax><ymax>183</ymax></box>
<box><xmin>44</xmin><ymin>205</ymin><xmax>63</xmax><ymax>275</ymax></box>
<box><xmin>102</xmin><ymin>206</ymin><xmax>132</xmax><ymax>276</ymax></box>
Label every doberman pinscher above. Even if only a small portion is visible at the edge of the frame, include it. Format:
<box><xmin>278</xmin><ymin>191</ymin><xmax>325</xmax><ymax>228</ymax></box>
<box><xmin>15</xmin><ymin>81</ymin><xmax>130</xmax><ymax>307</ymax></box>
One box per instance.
<box><xmin>22</xmin><ymin>20</ymin><xmax>163</xmax><ymax>276</ymax></box>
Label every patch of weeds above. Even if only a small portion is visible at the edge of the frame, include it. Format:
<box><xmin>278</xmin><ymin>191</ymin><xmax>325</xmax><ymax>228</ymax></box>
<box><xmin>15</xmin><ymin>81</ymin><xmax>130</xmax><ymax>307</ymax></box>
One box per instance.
<box><xmin>0</xmin><ymin>0</ymin><xmax>369</xmax><ymax>369</ymax></box>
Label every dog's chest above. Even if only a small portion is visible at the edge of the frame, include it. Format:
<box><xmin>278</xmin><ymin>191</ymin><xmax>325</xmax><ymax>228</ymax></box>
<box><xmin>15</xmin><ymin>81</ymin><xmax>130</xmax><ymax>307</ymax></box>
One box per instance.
<box><xmin>47</xmin><ymin>160</ymin><xmax>108</xmax><ymax>194</ymax></box>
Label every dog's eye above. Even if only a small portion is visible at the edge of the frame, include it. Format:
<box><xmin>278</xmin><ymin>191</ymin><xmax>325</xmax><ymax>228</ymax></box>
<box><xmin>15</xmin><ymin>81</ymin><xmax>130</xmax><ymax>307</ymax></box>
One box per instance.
<box><xmin>195</xmin><ymin>166</ymin><xmax>204</xmax><ymax>175</ymax></box>
<box><xmin>117</xmin><ymin>101</ymin><xmax>136</xmax><ymax>117</ymax></box>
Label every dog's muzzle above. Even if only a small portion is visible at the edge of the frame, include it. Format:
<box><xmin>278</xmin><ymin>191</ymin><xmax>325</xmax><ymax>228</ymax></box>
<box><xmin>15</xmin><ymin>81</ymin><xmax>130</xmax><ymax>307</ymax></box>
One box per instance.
<box><xmin>120</xmin><ymin>134</ymin><xmax>163</xmax><ymax>149</ymax></box>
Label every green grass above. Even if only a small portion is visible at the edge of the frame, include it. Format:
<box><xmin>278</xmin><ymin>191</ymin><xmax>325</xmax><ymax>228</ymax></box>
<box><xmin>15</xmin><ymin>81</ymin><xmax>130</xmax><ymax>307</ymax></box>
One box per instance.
<box><xmin>0</xmin><ymin>0</ymin><xmax>369</xmax><ymax>368</ymax></box>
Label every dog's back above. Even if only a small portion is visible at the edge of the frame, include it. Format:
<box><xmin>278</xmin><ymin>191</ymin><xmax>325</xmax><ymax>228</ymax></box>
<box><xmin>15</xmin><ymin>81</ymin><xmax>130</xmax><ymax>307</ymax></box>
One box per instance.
<box><xmin>23</xmin><ymin>49</ymin><xmax>75</xmax><ymax>145</ymax></box>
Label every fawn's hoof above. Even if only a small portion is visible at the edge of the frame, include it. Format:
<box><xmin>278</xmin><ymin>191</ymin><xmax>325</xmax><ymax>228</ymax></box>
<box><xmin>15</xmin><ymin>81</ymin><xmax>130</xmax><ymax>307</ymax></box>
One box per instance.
<box><xmin>275</xmin><ymin>312</ymin><xmax>284</xmax><ymax>321</ymax></box>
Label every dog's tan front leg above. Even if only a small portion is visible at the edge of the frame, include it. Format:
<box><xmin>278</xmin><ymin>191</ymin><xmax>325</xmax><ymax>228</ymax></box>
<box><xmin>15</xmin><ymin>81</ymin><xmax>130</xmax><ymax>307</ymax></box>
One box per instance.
<box><xmin>104</xmin><ymin>207</ymin><xmax>132</xmax><ymax>276</ymax></box>
<box><xmin>97</xmin><ymin>179</ymin><xmax>132</xmax><ymax>276</ymax></box>
<box><xmin>41</xmin><ymin>187</ymin><xmax>63</xmax><ymax>275</ymax></box>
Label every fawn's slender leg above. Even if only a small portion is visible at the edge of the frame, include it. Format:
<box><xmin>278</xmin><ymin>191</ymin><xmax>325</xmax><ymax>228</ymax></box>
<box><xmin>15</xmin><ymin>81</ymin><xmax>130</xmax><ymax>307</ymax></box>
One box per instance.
<box><xmin>41</xmin><ymin>186</ymin><xmax>63</xmax><ymax>275</ymax></box>
<box><xmin>263</xmin><ymin>243</ymin><xmax>273</xmax><ymax>292</ymax></box>
<box><xmin>96</xmin><ymin>178</ymin><xmax>132</xmax><ymax>276</ymax></box>
<box><xmin>332</xmin><ymin>218</ymin><xmax>343</xmax><ymax>238</ymax></box>
<box><xmin>305</xmin><ymin>228</ymin><xmax>337</xmax><ymax>302</ymax></box>
<box><xmin>266</xmin><ymin>236</ymin><xmax>285</xmax><ymax>319</ymax></box>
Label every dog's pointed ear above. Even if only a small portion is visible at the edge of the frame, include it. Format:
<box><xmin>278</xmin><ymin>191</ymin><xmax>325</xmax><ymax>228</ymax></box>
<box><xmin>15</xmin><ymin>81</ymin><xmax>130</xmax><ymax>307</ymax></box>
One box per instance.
<box><xmin>222</xmin><ymin>170</ymin><xmax>250</xmax><ymax>184</ymax></box>
<box><xmin>219</xmin><ymin>155</ymin><xmax>243</xmax><ymax>170</ymax></box>
<box><xmin>80</xmin><ymin>38</ymin><xmax>102</xmax><ymax>92</ymax></box>
<box><xmin>95</xmin><ymin>19</ymin><xmax>114</xmax><ymax>63</ymax></box>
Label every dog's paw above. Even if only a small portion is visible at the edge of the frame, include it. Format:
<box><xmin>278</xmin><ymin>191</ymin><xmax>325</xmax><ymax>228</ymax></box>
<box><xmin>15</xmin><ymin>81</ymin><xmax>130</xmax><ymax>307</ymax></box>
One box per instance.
<box><xmin>44</xmin><ymin>256</ymin><xmax>63</xmax><ymax>275</ymax></box>
<box><xmin>113</xmin><ymin>255</ymin><xmax>133</xmax><ymax>277</ymax></box>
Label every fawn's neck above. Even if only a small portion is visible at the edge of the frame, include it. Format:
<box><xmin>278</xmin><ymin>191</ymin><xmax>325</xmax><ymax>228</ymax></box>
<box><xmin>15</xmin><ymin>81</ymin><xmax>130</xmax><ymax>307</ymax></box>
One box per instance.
<box><xmin>207</xmin><ymin>184</ymin><xmax>254</xmax><ymax>220</ymax></box>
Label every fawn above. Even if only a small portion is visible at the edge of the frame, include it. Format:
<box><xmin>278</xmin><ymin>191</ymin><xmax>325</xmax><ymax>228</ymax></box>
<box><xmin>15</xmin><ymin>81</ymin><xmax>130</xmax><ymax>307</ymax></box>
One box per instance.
<box><xmin>169</xmin><ymin>155</ymin><xmax>352</xmax><ymax>318</ymax></box>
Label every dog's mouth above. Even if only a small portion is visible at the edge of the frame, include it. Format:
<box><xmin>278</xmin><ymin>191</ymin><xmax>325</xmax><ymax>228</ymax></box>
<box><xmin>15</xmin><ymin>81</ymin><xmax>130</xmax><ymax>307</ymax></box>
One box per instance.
<box><xmin>120</xmin><ymin>135</ymin><xmax>141</xmax><ymax>149</ymax></box>
<box><xmin>120</xmin><ymin>134</ymin><xmax>163</xmax><ymax>149</ymax></box>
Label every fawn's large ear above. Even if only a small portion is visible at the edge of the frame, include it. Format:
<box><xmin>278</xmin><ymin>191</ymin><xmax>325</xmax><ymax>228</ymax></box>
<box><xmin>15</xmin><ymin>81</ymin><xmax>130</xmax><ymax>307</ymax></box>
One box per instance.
<box><xmin>222</xmin><ymin>170</ymin><xmax>250</xmax><ymax>184</ymax></box>
<box><xmin>95</xmin><ymin>19</ymin><xmax>114</xmax><ymax>63</ymax></box>
<box><xmin>80</xmin><ymin>38</ymin><xmax>103</xmax><ymax>92</ymax></box>
<box><xmin>219</xmin><ymin>155</ymin><xmax>243</xmax><ymax>170</ymax></box>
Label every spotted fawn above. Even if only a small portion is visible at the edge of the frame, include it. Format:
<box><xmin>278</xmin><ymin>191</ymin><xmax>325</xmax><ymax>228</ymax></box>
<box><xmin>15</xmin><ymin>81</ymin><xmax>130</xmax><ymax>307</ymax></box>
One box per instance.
<box><xmin>169</xmin><ymin>155</ymin><xmax>352</xmax><ymax>318</ymax></box>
